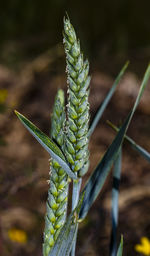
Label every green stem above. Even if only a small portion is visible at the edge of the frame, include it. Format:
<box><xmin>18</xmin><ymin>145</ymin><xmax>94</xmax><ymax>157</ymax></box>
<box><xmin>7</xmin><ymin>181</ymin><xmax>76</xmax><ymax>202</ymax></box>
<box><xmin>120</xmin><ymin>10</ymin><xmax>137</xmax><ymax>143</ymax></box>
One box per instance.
<box><xmin>71</xmin><ymin>178</ymin><xmax>82</xmax><ymax>256</ymax></box>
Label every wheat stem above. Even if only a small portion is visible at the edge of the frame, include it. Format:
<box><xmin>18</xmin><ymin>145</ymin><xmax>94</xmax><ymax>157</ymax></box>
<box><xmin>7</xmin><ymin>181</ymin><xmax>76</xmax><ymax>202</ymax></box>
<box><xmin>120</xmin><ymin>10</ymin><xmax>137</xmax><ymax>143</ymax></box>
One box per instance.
<box><xmin>71</xmin><ymin>179</ymin><xmax>82</xmax><ymax>256</ymax></box>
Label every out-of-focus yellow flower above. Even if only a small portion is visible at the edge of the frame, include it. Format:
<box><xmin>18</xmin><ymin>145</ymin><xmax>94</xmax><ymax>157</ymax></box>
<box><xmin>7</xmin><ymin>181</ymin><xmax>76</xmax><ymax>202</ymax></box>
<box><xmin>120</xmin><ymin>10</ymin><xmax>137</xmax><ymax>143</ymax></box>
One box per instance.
<box><xmin>135</xmin><ymin>237</ymin><xmax>150</xmax><ymax>255</ymax></box>
<box><xmin>0</xmin><ymin>89</ymin><xmax>8</xmax><ymax>104</ymax></box>
<box><xmin>8</xmin><ymin>228</ymin><xmax>27</xmax><ymax>244</ymax></box>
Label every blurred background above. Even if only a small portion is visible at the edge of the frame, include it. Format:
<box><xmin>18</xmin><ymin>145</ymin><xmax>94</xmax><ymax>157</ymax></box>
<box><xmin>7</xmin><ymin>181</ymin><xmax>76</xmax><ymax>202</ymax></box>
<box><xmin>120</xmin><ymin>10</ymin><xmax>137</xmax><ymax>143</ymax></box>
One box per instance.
<box><xmin>0</xmin><ymin>1</ymin><xmax>150</xmax><ymax>255</ymax></box>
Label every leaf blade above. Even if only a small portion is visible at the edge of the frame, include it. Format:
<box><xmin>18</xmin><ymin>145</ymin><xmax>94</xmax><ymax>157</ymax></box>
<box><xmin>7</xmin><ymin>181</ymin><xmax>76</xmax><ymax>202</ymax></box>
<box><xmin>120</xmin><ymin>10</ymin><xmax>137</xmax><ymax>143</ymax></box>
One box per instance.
<box><xmin>110</xmin><ymin>149</ymin><xmax>122</xmax><ymax>256</ymax></box>
<box><xmin>117</xmin><ymin>236</ymin><xmax>123</xmax><ymax>256</ymax></box>
<box><xmin>89</xmin><ymin>61</ymin><xmax>129</xmax><ymax>137</ymax></box>
<box><xmin>79</xmin><ymin>114</ymin><xmax>130</xmax><ymax>219</ymax></box>
<box><xmin>107</xmin><ymin>121</ymin><xmax>150</xmax><ymax>163</ymax></box>
<box><xmin>15</xmin><ymin>111</ymin><xmax>77</xmax><ymax>180</ymax></box>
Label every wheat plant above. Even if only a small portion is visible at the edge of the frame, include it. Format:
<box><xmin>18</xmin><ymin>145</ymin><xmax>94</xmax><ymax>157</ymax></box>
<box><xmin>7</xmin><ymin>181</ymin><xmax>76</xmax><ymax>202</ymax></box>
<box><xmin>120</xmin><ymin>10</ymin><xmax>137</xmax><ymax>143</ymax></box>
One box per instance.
<box><xmin>15</xmin><ymin>15</ymin><xmax>150</xmax><ymax>256</ymax></box>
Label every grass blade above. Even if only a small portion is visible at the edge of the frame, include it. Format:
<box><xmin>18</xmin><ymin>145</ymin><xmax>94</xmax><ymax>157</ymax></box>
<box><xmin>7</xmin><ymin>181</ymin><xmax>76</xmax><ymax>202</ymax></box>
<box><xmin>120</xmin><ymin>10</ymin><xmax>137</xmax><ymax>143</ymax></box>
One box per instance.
<box><xmin>15</xmin><ymin>111</ymin><xmax>77</xmax><ymax>180</ymax></box>
<box><xmin>107</xmin><ymin>121</ymin><xmax>150</xmax><ymax>163</ymax></box>
<box><xmin>88</xmin><ymin>61</ymin><xmax>129</xmax><ymax>137</ymax></box>
<box><xmin>117</xmin><ymin>236</ymin><xmax>123</xmax><ymax>256</ymax></box>
<box><xmin>79</xmin><ymin>64</ymin><xmax>150</xmax><ymax>220</ymax></box>
<box><xmin>110</xmin><ymin>149</ymin><xmax>122</xmax><ymax>256</ymax></box>
<box><xmin>79</xmin><ymin>114</ymin><xmax>130</xmax><ymax>219</ymax></box>
<box><xmin>49</xmin><ymin>194</ymin><xmax>84</xmax><ymax>256</ymax></box>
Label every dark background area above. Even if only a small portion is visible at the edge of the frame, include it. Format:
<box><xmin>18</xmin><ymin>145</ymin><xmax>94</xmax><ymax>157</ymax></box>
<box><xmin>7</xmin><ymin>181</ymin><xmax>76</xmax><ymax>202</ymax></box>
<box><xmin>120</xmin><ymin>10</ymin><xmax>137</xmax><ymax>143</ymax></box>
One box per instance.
<box><xmin>0</xmin><ymin>1</ymin><xmax>150</xmax><ymax>255</ymax></box>
<box><xmin>1</xmin><ymin>0</ymin><xmax>150</xmax><ymax>72</ymax></box>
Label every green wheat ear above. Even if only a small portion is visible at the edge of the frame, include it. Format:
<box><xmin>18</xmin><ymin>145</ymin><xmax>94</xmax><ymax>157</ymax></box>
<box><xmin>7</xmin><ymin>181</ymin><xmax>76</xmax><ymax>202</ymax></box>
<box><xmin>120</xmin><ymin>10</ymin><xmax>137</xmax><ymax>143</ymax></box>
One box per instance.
<box><xmin>63</xmin><ymin>16</ymin><xmax>90</xmax><ymax>177</ymax></box>
<box><xmin>43</xmin><ymin>89</ymin><xmax>69</xmax><ymax>256</ymax></box>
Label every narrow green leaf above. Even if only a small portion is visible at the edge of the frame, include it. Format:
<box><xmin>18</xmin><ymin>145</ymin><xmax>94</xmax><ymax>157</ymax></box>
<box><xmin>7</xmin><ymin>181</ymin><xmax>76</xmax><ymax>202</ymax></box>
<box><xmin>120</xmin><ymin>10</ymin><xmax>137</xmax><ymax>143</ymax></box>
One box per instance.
<box><xmin>88</xmin><ymin>61</ymin><xmax>129</xmax><ymax>137</ymax></box>
<box><xmin>79</xmin><ymin>114</ymin><xmax>130</xmax><ymax>219</ymax></box>
<box><xmin>49</xmin><ymin>194</ymin><xmax>84</xmax><ymax>256</ymax></box>
<box><xmin>15</xmin><ymin>111</ymin><xmax>77</xmax><ymax>180</ymax></box>
<box><xmin>110</xmin><ymin>149</ymin><xmax>122</xmax><ymax>256</ymax></box>
<box><xmin>79</xmin><ymin>64</ymin><xmax>150</xmax><ymax>220</ymax></box>
<box><xmin>129</xmin><ymin>64</ymin><xmax>150</xmax><ymax>120</ymax></box>
<box><xmin>117</xmin><ymin>236</ymin><xmax>123</xmax><ymax>256</ymax></box>
<box><xmin>107</xmin><ymin>121</ymin><xmax>150</xmax><ymax>163</ymax></box>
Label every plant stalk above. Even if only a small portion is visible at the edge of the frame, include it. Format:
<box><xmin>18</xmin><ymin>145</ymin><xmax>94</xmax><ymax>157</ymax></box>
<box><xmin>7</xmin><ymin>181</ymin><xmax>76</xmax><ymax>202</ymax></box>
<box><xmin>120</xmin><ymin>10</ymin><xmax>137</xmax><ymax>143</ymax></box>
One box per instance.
<box><xmin>71</xmin><ymin>178</ymin><xmax>82</xmax><ymax>256</ymax></box>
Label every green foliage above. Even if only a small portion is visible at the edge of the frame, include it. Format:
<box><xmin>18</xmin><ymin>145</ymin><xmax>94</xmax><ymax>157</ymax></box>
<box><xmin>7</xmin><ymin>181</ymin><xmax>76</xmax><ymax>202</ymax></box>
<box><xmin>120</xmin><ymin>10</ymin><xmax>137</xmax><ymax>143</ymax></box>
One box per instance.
<box><xmin>15</xmin><ymin>15</ymin><xmax>150</xmax><ymax>256</ymax></box>
<box><xmin>108</xmin><ymin>121</ymin><xmax>150</xmax><ymax>163</ymax></box>
<box><xmin>88</xmin><ymin>61</ymin><xmax>129</xmax><ymax>137</ymax></box>
<box><xmin>110</xmin><ymin>149</ymin><xmax>122</xmax><ymax>256</ymax></box>
<box><xmin>15</xmin><ymin>110</ymin><xmax>76</xmax><ymax>180</ymax></box>
<box><xmin>79</xmin><ymin>64</ymin><xmax>150</xmax><ymax>219</ymax></box>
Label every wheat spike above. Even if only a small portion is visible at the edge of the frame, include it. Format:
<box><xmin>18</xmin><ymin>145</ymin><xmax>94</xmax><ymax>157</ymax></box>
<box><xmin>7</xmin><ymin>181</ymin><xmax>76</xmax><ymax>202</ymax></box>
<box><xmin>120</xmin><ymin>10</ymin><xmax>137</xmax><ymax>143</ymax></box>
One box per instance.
<box><xmin>63</xmin><ymin>16</ymin><xmax>90</xmax><ymax>177</ymax></box>
<box><xmin>43</xmin><ymin>90</ymin><xmax>69</xmax><ymax>255</ymax></box>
